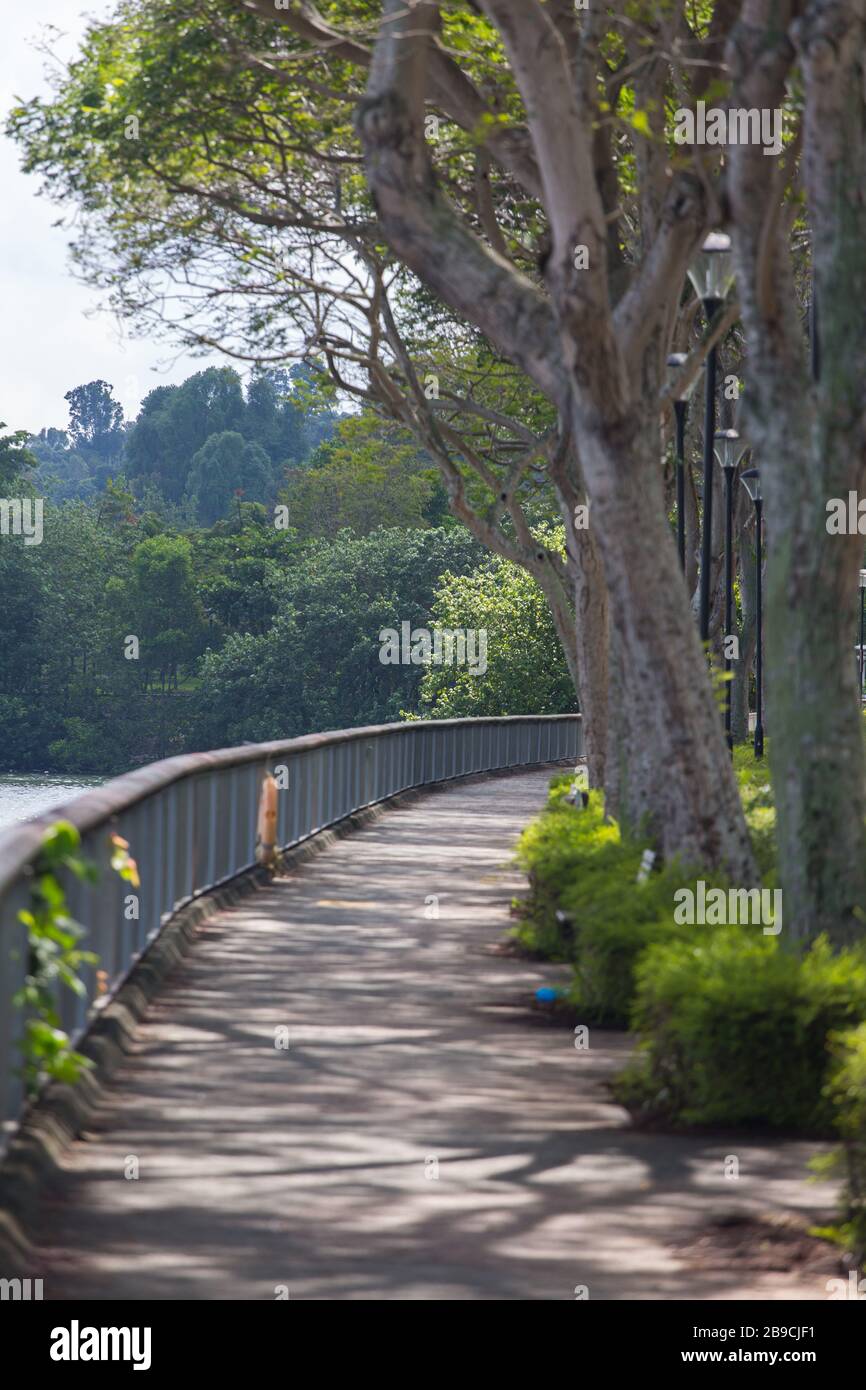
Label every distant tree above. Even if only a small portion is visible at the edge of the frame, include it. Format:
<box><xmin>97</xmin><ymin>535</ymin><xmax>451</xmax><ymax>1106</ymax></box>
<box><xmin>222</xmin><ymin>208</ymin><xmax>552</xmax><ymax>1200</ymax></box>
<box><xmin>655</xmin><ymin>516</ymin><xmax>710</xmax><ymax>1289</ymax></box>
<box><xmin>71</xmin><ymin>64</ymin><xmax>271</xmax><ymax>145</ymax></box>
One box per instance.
<box><xmin>417</xmin><ymin>546</ymin><xmax>578</xmax><ymax>719</ymax></box>
<box><xmin>245</xmin><ymin>363</ymin><xmax>342</xmax><ymax>467</ymax></box>
<box><xmin>64</xmin><ymin>380</ymin><xmax>124</xmax><ymax>459</ymax></box>
<box><xmin>185</xmin><ymin>430</ymin><xmax>272</xmax><ymax>524</ymax></box>
<box><xmin>124</xmin><ymin>368</ymin><xmax>245</xmax><ymax>501</ymax></box>
<box><xmin>0</xmin><ymin>522</ymin><xmax>44</xmax><ymax>696</ymax></box>
<box><xmin>0</xmin><ymin>423</ymin><xmax>37</xmax><ymax>488</ymax></box>
<box><xmin>0</xmin><ymin>524</ymin><xmax>46</xmax><ymax>764</ymax></box>
<box><xmin>3</xmin><ymin>501</ymin><xmax>132</xmax><ymax>770</ymax></box>
<box><xmin>193</xmin><ymin>517</ymin><xmax>292</xmax><ymax>637</ymax></box>
<box><xmin>244</xmin><ymin>369</ymin><xmax>297</xmax><ymax>465</ymax></box>
<box><xmin>283</xmin><ymin>361</ymin><xmax>342</xmax><ymax>454</ymax></box>
<box><xmin>120</xmin><ymin>385</ymin><xmax>174</xmax><ymax>494</ymax></box>
<box><xmin>281</xmin><ymin>416</ymin><xmax>438</xmax><ymax>538</ymax></box>
<box><xmin>96</xmin><ymin>475</ymin><xmax>138</xmax><ymax>527</ymax></box>
<box><xmin>244</xmin><ymin>370</ymin><xmax>279</xmax><ymax>458</ymax></box>
<box><xmin>108</xmin><ymin>534</ymin><xmax>207</xmax><ymax>690</ymax></box>
<box><xmin>39</xmin><ymin>427</ymin><xmax>69</xmax><ymax>450</ymax></box>
<box><xmin>191</xmin><ymin>526</ymin><xmax>483</xmax><ymax>748</ymax></box>
<box><xmin>27</xmin><ymin>428</ymin><xmax>97</xmax><ymax>502</ymax></box>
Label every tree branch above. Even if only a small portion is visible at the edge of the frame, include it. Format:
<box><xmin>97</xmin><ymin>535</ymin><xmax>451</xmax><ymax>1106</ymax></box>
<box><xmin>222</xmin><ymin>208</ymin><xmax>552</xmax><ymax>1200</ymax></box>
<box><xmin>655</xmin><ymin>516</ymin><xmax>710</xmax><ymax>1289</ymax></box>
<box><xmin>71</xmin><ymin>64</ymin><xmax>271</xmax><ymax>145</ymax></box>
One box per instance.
<box><xmin>356</xmin><ymin>0</ymin><xmax>569</xmax><ymax>410</ymax></box>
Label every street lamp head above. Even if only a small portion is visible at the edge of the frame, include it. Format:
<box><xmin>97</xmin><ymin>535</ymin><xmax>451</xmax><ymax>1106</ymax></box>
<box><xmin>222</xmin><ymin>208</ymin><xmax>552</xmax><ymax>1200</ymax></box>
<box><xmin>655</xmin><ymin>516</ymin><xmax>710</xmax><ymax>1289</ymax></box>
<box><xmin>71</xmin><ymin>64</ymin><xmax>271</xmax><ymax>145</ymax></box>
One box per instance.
<box><xmin>714</xmin><ymin>428</ymin><xmax>747</xmax><ymax>472</ymax></box>
<box><xmin>687</xmin><ymin>231</ymin><xmax>735</xmax><ymax>305</ymax></box>
<box><xmin>859</xmin><ymin>568</ymin><xmax>866</xmax><ymax>589</ymax></box>
<box><xmin>740</xmin><ymin>466</ymin><xmax>762</xmax><ymax>503</ymax></box>
<box><xmin>666</xmin><ymin>352</ymin><xmax>699</xmax><ymax>403</ymax></box>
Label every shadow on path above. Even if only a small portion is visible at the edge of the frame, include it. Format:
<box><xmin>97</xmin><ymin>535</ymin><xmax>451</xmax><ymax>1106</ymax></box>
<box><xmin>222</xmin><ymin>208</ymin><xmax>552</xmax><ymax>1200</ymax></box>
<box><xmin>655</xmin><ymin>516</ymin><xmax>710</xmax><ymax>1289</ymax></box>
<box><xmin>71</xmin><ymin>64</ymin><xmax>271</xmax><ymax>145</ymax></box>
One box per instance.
<box><xmin>34</xmin><ymin>771</ymin><xmax>838</xmax><ymax>1300</ymax></box>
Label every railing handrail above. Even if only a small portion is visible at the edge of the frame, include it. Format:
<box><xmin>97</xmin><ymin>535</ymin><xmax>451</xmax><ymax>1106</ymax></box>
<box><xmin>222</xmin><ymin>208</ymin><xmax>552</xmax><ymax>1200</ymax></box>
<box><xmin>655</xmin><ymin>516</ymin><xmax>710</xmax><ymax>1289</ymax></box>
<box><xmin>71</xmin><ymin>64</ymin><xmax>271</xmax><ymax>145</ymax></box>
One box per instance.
<box><xmin>0</xmin><ymin>715</ymin><xmax>580</xmax><ymax>895</ymax></box>
<box><xmin>0</xmin><ymin>714</ymin><xmax>582</xmax><ymax>1130</ymax></box>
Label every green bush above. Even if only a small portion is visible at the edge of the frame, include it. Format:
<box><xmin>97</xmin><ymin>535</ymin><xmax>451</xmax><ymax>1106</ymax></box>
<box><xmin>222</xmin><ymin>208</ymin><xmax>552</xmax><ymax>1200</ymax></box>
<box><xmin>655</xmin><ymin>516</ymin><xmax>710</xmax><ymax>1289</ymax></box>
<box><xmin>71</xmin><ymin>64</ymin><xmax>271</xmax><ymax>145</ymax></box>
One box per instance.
<box><xmin>731</xmin><ymin>745</ymin><xmax>778</xmax><ymax>881</ymax></box>
<box><xmin>14</xmin><ymin>821</ymin><xmax>99</xmax><ymax>1094</ymax></box>
<box><xmin>512</xmin><ymin>774</ymin><xmax>596</xmax><ymax>960</ymax></box>
<box><xmin>514</xmin><ymin>781</ymin><xmax>725</xmax><ymax>1024</ymax></box>
<box><xmin>824</xmin><ymin>1023</ymin><xmax>866</xmax><ymax>1260</ymax></box>
<box><xmin>615</xmin><ymin>933</ymin><xmax>866</xmax><ymax>1131</ymax></box>
<box><xmin>515</xmin><ymin>749</ymin><xmax>866</xmax><ymax>1137</ymax></box>
<box><xmin>514</xmin><ymin>748</ymin><xmax>780</xmax><ymax>1025</ymax></box>
<box><xmin>515</xmin><ymin>748</ymin><xmax>866</xmax><ymax>1136</ymax></box>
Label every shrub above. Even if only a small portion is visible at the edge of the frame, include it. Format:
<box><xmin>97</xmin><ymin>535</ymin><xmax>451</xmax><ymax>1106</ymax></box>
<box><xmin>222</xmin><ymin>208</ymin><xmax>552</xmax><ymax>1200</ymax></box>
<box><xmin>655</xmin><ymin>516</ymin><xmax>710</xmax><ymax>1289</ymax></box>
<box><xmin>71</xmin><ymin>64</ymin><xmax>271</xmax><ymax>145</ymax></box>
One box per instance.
<box><xmin>512</xmin><ymin>775</ymin><xmax>602</xmax><ymax>961</ymax></box>
<box><xmin>516</xmin><ymin>749</ymin><xmax>866</xmax><ymax>1134</ymax></box>
<box><xmin>616</xmin><ymin>933</ymin><xmax>866</xmax><ymax>1131</ymax></box>
<box><xmin>732</xmin><ymin>745</ymin><xmax>778</xmax><ymax>882</ymax></box>
<box><xmin>514</xmin><ymin>747</ymin><xmax>780</xmax><ymax>1024</ymax></box>
<box><xmin>514</xmin><ymin>782</ymin><xmax>725</xmax><ymax>1024</ymax></box>
<box><xmin>823</xmin><ymin>1023</ymin><xmax>866</xmax><ymax>1262</ymax></box>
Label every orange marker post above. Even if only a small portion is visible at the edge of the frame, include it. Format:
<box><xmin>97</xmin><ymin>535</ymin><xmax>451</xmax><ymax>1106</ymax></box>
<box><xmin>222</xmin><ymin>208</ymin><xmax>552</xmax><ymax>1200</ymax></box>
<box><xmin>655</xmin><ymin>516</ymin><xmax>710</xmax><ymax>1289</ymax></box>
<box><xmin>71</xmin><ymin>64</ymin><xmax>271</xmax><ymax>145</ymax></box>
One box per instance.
<box><xmin>256</xmin><ymin>772</ymin><xmax>279</xmax><ymax>866</ymax></box>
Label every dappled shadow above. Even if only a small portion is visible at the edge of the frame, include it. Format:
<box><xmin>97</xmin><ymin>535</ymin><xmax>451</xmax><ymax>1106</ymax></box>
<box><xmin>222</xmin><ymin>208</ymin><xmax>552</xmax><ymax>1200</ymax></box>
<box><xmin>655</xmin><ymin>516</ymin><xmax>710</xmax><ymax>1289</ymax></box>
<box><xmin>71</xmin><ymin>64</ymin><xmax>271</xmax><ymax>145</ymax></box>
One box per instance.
<box><xmin>29</xmin><ymin>771</ymin><xmax>838</xmax><ymax>1301</ymax></box>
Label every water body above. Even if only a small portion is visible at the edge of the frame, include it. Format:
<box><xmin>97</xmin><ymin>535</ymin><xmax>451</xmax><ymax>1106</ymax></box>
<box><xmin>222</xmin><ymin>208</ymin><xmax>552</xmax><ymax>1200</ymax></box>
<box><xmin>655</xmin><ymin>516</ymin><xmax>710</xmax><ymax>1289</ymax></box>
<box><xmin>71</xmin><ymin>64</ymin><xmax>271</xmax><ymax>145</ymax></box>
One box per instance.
<box><xmin>0</xmin><ymin>774</ymin><xmax>104</xmax><ymax>831</ymax></box>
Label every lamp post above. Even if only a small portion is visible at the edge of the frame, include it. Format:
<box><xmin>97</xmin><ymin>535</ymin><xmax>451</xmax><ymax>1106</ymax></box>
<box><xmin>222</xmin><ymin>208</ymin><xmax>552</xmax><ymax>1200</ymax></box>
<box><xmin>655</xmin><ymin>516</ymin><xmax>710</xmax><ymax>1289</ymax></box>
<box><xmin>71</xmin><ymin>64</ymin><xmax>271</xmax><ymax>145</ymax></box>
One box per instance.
<box><xmin>741</xmin><ymin>467</ymin><xmax>763</xmax><ymax>758</ymax></box>
<box><xmin>666</xmin><ymin>352</ymin><xmax>698</xmax><ymax>572</ymax></box>
<box><xmin>688</xmin><ymin>233</ymin><xmax>736</xmax><ymax>643</ymax></box>
<box><xmin>715</xmin><ymin>430</ymin><xmax>749</xmax><ymax>751</ymax></box>
<box><xmin>859</xmin><ymin>569</ymin><xmax>866</xmax><ymax>703</ymax></box>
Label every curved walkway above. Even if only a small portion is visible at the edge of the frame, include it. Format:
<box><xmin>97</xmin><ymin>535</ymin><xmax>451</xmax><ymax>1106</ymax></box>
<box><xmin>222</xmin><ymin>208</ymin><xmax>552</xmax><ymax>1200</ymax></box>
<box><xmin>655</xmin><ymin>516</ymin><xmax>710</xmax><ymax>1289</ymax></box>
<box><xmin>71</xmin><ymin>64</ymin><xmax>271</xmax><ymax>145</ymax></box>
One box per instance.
<box><xmin>35</xmin><ymin>770</ymin><xmax>836</xmax><ymax>1301</ymax></box>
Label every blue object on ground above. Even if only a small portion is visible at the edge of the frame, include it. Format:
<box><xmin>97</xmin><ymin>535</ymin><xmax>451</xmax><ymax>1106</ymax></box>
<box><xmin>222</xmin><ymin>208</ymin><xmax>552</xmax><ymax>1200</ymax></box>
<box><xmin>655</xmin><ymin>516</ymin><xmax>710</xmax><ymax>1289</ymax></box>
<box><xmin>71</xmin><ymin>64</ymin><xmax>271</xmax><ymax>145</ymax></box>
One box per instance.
<box><xmin>535</xmin><ymin>986</ymin><xmax>558</xmax><ymax>1003</ymax></box>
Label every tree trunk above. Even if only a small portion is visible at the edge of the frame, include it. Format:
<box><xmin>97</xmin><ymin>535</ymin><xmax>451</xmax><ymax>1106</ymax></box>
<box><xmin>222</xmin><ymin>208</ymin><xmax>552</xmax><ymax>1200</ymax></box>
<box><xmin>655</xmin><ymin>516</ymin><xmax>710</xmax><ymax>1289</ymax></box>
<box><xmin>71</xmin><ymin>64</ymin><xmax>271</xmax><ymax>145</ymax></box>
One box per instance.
<box><xmin>556</xmin><ymin>448</ymin><xmax>608</xmax><ymax>788</ymax></box>
<box><xmin>570</xmin><ymin>520</ymin><xmax>608</xmax><ymax>788</ymax></box>
<box><xmin>357</xmin><ymin>16</ymin><xmax>753</xmax><ymax>877</ymax></box>
<box><xmin>603</xmin><ymin>619</ymin><xmax>628</xmax><ymax>821</ymax></box>
<box><xmin>762</xmin><ymin>421</ymin><xmax>866</xmax><ymax>946</ymax></box>
<box><xmin>725</xmin><ymin>0</ymin><xmax>866</xmax><ymax>947</ymax></box>
<box><xmin>577</xmin><ymin>406</ymin><xmax>756</xmax><ymax>878</ymax></box>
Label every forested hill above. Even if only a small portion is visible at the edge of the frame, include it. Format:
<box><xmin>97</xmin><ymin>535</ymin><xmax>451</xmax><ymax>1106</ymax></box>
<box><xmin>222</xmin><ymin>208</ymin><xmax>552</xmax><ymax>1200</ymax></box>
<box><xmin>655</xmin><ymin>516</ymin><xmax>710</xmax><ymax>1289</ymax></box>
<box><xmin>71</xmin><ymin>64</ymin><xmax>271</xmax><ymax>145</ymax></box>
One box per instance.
<box><xmin>27</xmin><ymin>364</ymin><xmax>338</xmax><ymax>520</ymax></box>
<box><xmin>1</xmin><ymin>370</ymin><xmax>574</xmax><ymax>776</ymax></box>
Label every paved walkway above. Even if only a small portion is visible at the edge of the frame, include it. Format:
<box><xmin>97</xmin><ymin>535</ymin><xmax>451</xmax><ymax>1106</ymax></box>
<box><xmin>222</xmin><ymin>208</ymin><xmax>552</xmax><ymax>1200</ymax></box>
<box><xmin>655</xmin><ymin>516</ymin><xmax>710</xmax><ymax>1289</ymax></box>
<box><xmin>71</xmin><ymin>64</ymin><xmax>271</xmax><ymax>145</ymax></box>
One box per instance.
<box><xmin>35</xmin><ymin>770</ymin><xmax>837</xmax><ymax>1300</ymax></box>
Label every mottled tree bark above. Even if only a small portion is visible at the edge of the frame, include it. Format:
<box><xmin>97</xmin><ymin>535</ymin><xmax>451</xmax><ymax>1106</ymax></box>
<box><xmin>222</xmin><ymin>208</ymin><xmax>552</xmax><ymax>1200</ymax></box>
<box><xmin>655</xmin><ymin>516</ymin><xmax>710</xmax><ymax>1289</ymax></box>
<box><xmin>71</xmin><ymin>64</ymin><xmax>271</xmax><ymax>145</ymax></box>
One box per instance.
<box><xmin>357</xmin><ymin>0</ymin><xmax>756</xmax><ymax>879</ymax></box>
<box><xmin>728</xmin><ymin>0</ymin><xmax>866</xmax><ymax>943</ymax></box>
<box><xmin>576</xmin><ymin>410</ymin><xmax>755</xmax><ymax>874</ymax></box>
<box><xmin>554</xmin><ymin>448</ymin><xmax>609</xmax><ymax>789</ymax></box>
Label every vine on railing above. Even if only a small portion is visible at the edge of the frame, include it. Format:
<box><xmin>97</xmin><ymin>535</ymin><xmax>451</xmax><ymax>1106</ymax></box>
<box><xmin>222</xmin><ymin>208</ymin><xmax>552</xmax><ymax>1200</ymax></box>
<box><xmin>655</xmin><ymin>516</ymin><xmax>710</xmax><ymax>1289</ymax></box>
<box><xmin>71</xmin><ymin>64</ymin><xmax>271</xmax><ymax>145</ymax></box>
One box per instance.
<box><xmin>13</xmin><ymin>821</ymin><xmax>139</xmax><ymax>1095</ymax></box>
<box><xmin>109</xmin><ymin>831</ymin><xmax>140</xmax><ymax>890</ymax></box>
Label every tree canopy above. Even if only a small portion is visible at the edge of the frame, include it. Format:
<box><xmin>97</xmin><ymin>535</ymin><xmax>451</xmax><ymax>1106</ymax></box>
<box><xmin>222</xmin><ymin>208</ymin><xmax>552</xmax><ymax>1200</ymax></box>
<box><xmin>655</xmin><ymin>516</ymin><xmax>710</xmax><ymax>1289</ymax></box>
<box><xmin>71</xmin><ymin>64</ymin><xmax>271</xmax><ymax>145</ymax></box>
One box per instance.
<box><xmin>8</xmin><ymin>0</ymin><xmax>866</xmax><ymax>945</ymax></box>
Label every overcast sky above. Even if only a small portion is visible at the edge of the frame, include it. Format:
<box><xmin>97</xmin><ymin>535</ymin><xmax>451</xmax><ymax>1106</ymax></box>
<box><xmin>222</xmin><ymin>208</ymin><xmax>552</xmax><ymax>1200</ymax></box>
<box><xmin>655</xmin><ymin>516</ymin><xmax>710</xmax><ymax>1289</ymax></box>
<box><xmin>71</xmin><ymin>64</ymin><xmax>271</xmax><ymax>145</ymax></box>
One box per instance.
<box><xmin>0</xmin><ymin>0</ymin><xmax>212</xmax><ymax>436</ymax></box>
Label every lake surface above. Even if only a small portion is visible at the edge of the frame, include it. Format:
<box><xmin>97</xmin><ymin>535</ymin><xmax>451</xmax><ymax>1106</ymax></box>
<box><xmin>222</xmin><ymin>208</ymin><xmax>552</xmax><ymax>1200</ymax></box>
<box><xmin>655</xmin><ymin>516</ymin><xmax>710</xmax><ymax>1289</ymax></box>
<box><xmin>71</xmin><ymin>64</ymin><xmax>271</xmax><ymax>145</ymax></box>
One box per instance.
<box><xmin>0</xmin><ymin>774</ymin><xmax>105</xmax><ymax>830</ymax></box>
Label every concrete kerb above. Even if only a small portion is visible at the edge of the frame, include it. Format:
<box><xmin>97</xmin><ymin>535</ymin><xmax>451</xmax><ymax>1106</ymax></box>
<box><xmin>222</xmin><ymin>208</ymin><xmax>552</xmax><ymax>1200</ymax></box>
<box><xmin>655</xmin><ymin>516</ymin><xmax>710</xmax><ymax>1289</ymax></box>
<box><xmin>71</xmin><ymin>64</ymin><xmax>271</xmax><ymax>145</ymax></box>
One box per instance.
<box><xmin>0</xmin><ymin>760</ymin><xmax>571</xmax><ymax>1278</ymax></box>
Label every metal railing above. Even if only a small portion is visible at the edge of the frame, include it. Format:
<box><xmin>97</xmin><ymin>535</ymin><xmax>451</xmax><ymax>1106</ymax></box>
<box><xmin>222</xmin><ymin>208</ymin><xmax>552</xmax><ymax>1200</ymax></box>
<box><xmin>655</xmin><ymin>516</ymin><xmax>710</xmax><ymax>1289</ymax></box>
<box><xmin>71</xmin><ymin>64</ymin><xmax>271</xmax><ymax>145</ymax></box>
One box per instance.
<box><xmin>0</xmin><ymin>715</ymin><xmax>581</xmax><ymax>1132</ymax></box>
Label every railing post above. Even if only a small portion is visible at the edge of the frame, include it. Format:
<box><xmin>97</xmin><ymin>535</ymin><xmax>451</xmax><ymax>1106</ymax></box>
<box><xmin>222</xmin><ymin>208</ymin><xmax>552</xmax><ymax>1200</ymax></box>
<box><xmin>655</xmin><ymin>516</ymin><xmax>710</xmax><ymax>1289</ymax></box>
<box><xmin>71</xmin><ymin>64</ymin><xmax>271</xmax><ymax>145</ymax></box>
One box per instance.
<box><xmin>92</xmin><ymin>827</ymin><xmax>120</xmax><ymax>996</ymax></box>
<box><xmin>0</xmin><ymin>882</ymin><xmax>29</xmax><ymax>1127</ymax></box>
<box><xmin>176</xmin><ymin>778</ymin><xmax>192</xmax><ymax>905</ymax></box>
<box><xmin>313</xmin><ymin>748</ymin><xmax>323</xmax><ymax>832</ymax></box>
<box><xmin>191</xmin><ymin>774</ymin><xmax>207</xmax><ymax>900</ymax></box>
<box><xmin>226</xmin><ymin>768</ymin><xmax>238</xmax><ymax>882</ymax></box>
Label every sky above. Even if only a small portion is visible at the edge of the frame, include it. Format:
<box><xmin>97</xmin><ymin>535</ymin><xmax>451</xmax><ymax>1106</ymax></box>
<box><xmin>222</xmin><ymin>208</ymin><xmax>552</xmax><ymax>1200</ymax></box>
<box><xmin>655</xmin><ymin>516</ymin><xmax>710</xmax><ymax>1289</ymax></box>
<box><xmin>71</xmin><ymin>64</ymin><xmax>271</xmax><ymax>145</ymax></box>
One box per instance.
<box><xmin>0</xmin><ymin>0</ymin><xmax>212</xmax><ymax>436</ymax></box>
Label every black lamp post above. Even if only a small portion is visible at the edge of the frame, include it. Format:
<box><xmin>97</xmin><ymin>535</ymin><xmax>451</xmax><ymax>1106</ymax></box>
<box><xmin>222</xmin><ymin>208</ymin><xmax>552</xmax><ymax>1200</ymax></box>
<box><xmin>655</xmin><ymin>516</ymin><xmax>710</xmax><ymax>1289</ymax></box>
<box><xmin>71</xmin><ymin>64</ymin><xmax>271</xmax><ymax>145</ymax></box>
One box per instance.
<box><xmin>688</xmin><ymin>233</ymin><xmax>736</xmax><ymax>643</ymax></box>
<box><xmin>715</xmin><ymin>430</ymin><xmax>748</xmax><ymax>751</ymax></box>
<box><xmin>666</xmin><ymin>352</ymin><xmax>699</xmax><ymax>572</ymax></box>
<box><xmin>741</xmin><ymin>467</ymin><xmax>764</xmax><ymax>758</ymax></box>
